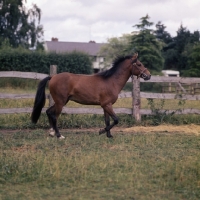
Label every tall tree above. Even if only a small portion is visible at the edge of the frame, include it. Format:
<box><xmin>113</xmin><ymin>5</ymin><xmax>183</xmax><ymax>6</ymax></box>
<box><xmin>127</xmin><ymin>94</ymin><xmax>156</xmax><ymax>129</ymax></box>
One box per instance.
<box><xmin>127</xmin><ymin>15</ymin><xmax>164</xmax><ymax>73</ymax></box>
<box><xmin>154</xmin><ymin>21</ymin><xmax>177</xmax><ymax>70</ymax></box>
<box><xmin>0</xmin><ymin>0</ymin><xmax>43</xmax><ymax>49</ymax></box>
<box><xmin>182</xmin><ymin>43</ymin><xmax>200</xmax><ymax>77</ymax></box>
<box><xmin>155</xmin><ymin>21</ymin><xmax>173</xmax><ymax>44</ymax></box>
<box><xmin>163</xmin><ymin>24</ymin><xmax>200</xmax><ymax>72</ymax></box>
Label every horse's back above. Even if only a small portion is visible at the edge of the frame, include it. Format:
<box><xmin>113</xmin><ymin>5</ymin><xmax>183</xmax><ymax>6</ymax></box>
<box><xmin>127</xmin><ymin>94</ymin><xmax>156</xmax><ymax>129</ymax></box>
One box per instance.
<box><xmin>49</xmin><ymin>72</ymin><xmax>99</xmax><ymax>95</ymax></box>
<box><xmin>50</xmin><ymin>72</ymin><xmax>104</xmax><ymax>88</ymax></box>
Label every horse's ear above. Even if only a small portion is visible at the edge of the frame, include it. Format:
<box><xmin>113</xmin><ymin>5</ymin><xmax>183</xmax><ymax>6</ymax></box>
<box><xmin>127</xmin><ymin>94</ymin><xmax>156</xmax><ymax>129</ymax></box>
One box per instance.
<box><xmin>133</xmin><ymin>52</ymin><xmax>138</xmax><ymax>59</ymax></box>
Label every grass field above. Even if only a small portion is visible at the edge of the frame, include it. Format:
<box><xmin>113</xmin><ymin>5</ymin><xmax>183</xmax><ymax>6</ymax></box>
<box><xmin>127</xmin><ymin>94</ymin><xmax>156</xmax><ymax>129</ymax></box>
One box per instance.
<box><xmin>0</xmin><ymin>128</ymin><xmax>200</xmax><ymax>200</ymax></box>
<box><xmin>0</xmin><ymin>82</ymin><xmax>200</xmax><ymax>199</ymax></box>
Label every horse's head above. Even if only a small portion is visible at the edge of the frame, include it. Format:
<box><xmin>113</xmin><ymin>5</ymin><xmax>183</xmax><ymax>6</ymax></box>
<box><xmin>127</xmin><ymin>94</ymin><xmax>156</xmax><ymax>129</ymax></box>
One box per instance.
<box><xmin>130</xmin><ymin>53</ymin><xmax>151</xmax><ymax>81</ymax></box>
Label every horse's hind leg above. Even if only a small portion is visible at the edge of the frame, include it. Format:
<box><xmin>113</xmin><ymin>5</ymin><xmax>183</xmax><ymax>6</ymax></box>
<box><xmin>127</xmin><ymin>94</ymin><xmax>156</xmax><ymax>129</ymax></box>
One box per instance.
<box><xmin>46</xmin><ymin>103</ymin><xmax>64</xmax><ymax>139</ymax></box>
<box><xmin>46</xmin><ymin>106</ymin><xmax>55</xmax><ymax>136</ymax></box>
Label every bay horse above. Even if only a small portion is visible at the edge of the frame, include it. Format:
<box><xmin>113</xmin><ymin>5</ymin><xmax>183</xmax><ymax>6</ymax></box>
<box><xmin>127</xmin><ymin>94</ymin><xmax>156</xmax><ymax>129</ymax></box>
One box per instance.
<box><xmin>31</xmin><ymin>53</ymin><xmax>151</xmax><ymax>139</ymax></box>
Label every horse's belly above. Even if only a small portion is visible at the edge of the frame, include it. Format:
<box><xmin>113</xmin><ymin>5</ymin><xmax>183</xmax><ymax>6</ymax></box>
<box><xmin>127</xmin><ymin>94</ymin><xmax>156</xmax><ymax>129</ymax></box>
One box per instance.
<box><xmin>69</xmin><ymin>94</ymin><xmax>100</xmax><ymax>105</ymax></box>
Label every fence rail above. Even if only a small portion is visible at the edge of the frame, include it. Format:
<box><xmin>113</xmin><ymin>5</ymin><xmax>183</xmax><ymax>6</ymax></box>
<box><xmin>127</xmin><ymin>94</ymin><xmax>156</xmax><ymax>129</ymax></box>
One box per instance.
<box><xmin>1</xmin><ymin>92</ymin><xmax>200</xmax><ymax>101</ymax></box>
<box><xmin>0</xmin><ymin>71</ymin><xmax>48</xmax><ymax>80</ymax></box>
<box><xmin>139</xmin><ymin>76</ymin><xmax>200</xmax><ymax>83</ymax></box>
<box><xmin>1</xmin><ymin>69</ymin><xmax>200</xmax><ymax>120</ymax></box>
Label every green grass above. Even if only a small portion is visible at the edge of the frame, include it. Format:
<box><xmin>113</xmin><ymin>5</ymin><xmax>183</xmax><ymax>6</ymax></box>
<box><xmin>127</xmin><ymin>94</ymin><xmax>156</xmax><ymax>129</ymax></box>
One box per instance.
<box><xmin>0</xmin><ymin>130</ymin><xmax>200</xmax><ymax>200</ymax></box>
<box><xmin>0</xmin><ymin>113</ymin><xmax>136</xmax><ymax>129</ymax></box>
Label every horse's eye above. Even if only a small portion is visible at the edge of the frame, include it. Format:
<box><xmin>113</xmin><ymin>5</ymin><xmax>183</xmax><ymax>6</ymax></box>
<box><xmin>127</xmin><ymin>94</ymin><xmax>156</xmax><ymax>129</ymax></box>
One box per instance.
<box><xmin>138</xmin><ymin>64</ymin><xmax>141</xmax><ymax>67</ymax></box>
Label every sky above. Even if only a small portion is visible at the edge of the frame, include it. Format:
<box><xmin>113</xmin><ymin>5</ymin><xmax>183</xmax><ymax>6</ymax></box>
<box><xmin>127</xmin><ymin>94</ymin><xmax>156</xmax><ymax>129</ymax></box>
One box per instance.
<box><xmin>25</xmin><ymin>0</ymin><xmax>200</xmax><ymax>43</ymax></box>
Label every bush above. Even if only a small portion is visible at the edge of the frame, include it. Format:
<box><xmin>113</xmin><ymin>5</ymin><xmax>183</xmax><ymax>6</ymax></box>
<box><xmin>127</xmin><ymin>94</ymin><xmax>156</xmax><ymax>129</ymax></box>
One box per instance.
<box><xmin>0</xmin><ymin>48</ymin><xmax>92</xmax><ymax>74</ymax></box>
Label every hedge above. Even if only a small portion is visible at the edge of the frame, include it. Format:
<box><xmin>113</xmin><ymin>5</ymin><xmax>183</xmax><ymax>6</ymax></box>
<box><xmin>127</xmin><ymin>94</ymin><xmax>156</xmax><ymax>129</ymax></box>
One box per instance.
<box><xmin>0</xmin><ymin>49</ymin><xmax>92</xmax><ymax>74</ymax></box>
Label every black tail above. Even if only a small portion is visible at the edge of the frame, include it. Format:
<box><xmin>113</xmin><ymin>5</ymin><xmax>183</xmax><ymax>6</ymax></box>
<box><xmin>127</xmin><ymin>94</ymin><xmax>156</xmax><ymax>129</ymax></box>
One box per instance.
<box><xmin>31</xmin><ymin>76</ymin><xmax>51</xmax><ymax>124</ymax></box>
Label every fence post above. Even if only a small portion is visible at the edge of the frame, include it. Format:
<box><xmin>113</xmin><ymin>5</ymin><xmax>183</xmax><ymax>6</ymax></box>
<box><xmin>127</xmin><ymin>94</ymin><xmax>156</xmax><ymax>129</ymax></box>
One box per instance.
<box><xmin>132</xmin><ymin>76</ymin><xmax>141</xmax><ymax>122</ymax></box>
<box><xmin>49</xmin><ymin>65</ymin><xmax>57</xmax><ymax>106</ymax></box>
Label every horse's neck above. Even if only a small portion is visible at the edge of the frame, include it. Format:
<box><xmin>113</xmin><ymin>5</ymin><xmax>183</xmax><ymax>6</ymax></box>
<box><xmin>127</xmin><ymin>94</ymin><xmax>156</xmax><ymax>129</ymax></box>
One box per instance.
<box><xmin>110</xmin><ymin>65</ymin><xmax>131</xmax><ymax>93</ymax></box>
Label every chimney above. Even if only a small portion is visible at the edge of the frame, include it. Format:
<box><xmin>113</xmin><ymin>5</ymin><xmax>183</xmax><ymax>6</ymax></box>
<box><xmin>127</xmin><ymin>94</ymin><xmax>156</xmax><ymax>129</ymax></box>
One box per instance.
<box><xmin>52</xmin><ymin>37</ymin><xmax>58</xmax><ymax>42</ymax></box>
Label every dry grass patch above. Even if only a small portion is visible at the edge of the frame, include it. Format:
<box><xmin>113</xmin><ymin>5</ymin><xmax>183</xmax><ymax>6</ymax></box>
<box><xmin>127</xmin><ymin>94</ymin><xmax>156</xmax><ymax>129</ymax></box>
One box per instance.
<box><xmin>124</xmin><ymin>124</ymin><xmax>200</xmax><ymax>135</ymax></box>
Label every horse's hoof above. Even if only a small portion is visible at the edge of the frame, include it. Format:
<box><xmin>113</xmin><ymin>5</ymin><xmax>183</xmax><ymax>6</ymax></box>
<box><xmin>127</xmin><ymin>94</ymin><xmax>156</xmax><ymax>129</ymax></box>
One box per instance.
<box><xmin>58</xmin><ymin>135</ymin><xmax>65</xmax><ymax>140</ymax></box>
<box><xmin>99</xmin><ymin>128</ymin><xmax>106</xmax><ymax>135</ymax></box>
<box><xmin>107</xmin><ymin>135</ymin><xmax>113</xmax><ymax>138</ymax></box>
<box><xmin>49</xmin><ymin>128</ymin><xmax>55</xmax><ymax>137</ymax></box>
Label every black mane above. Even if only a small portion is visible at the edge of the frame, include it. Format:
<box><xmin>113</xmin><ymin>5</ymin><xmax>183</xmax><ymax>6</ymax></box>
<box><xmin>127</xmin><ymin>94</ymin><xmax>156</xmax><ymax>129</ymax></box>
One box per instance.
<box><xmin>97</xmin><ymin>55</ymin><xmax>133</xmax><ymax>78</ymax></box>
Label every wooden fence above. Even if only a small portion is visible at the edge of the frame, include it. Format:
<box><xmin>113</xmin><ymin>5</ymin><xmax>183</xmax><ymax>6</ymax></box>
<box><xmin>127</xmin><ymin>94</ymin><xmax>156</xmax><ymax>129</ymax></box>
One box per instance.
<box><xmin>1</xmin><ymin>66</ymin><xmax>200</xmax><ymax>121</ymax></box>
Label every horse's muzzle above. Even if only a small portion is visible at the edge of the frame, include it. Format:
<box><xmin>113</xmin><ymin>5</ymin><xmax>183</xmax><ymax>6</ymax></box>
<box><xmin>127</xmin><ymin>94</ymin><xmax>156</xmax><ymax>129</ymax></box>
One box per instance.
<box><xmin>141</xmin><ymin>73</ymin><xmax>151</xmax><ymax>81</ymax></box>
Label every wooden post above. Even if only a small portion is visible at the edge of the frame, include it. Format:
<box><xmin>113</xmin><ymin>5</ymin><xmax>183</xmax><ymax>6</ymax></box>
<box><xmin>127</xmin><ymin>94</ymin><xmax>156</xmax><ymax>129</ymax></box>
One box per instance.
<box><xmin>132</xmin><ymin>76</ymin><xmax>141</xmax><ymax>122</ymax></box>
<box><xmin>49</xmin><ymin>65</ymin><xmax>57</xmax><ymax>106</ymax></box>
<box><xmin>168</xmin><ymin>82</ymin><xmax>171</xmax><ymax>92</ymax></box>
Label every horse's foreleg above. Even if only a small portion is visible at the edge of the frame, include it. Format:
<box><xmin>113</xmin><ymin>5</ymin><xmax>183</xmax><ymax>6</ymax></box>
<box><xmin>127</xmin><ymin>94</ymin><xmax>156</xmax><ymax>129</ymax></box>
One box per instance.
<box><xmin>99</xmin><ymin>110</ymin><xmax>112</xmax><ymax>138</ymax></box>
<box><xmin>99</xmin><ymin>105</ymin><xmax>118</xmax><ymax>138</ymax></box>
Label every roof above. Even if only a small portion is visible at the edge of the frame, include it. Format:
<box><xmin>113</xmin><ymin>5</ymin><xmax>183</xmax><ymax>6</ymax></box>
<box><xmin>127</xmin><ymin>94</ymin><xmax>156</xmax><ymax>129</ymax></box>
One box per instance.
<box><xmin>44</xmin><ymin>41</ymin><xmax>105</xmax><ymax>56</ymax></box>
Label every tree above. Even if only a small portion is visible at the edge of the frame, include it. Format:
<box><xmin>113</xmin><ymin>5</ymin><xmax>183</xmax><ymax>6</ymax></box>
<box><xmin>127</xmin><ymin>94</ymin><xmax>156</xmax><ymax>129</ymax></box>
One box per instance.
<box><xmin>182</xmin><ymin>43</ymin><xmax>200</xmax><ymax>77</ymax></box>
<box><xmin>0</xmin><ymin>0</ymin><xmax>44</xmax><ymax>49</ymax></box>
<box><xmin>127</xmin><ymin>14</ymin><xmax>164</xmax><ymax>74</ymax></box>
<box><xmin>154</xmin><ymin>21</ymin><xmax>177</xmax><ymax>70</ymax></box>
<box><xmin>155</xmin><ymin>21</ymin><xmax>173</xmax><ymax>45</ymax></box>
<box><xmin>99</xmin><ymin>34</ymin><xmax>131</xmax><ymax>68</ymax></box>
<box><xmin>163</xmin><ymin>24</ymin><xmax>200</xmax><ymax>72</ymax></box>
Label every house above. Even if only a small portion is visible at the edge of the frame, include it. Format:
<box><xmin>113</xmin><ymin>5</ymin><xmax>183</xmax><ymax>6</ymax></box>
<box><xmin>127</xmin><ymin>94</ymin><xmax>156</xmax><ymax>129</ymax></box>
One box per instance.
<box><xmin>44</xmin><ymin>38</ymin><xmax>106</xmax><ymax>73</ymax></box>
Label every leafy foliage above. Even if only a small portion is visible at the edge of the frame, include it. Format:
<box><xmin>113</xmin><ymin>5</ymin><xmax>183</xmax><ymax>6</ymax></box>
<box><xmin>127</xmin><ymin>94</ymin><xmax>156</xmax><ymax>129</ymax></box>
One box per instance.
<box><xmin>101</xmin><ymin>15</ymin><xmax>200</xmax><ymax>77</ymax></box>
<box><xmin>100</xmin><ymin>15</ymin><xmax>165</xmax><ymax>74</ymax></box>
<box><xmin>0</xmin><ymin>0</ymin><xmax>43</xmax><ymax>49</ymax></box>
<box><xmin>182</xmin><ymin>43</ymin><xmax>200</xmax><ymax>77</ymax></box>
<box><xmin>0</xmin><ymin>47</ymin><xmax>92</xmax><ymax>74</ymax></box>
<box><xmin>127</xmin><ymin>15</ymin><xmax>164</xmax><ymax>73</ymax></box>
<box><xmin>154</xmin><ymin>21</ymin><xmax>173</xmax><ymax>44</ymax></box>
<box><xmin>162</xmin><ymin>24</ymin><xmax>200</xmax><ymax>74</ymax></box>
<box><xmin>98</xmin><ymin>34</ymin><xmax>131</xmax><ymax>68</ymax></box>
